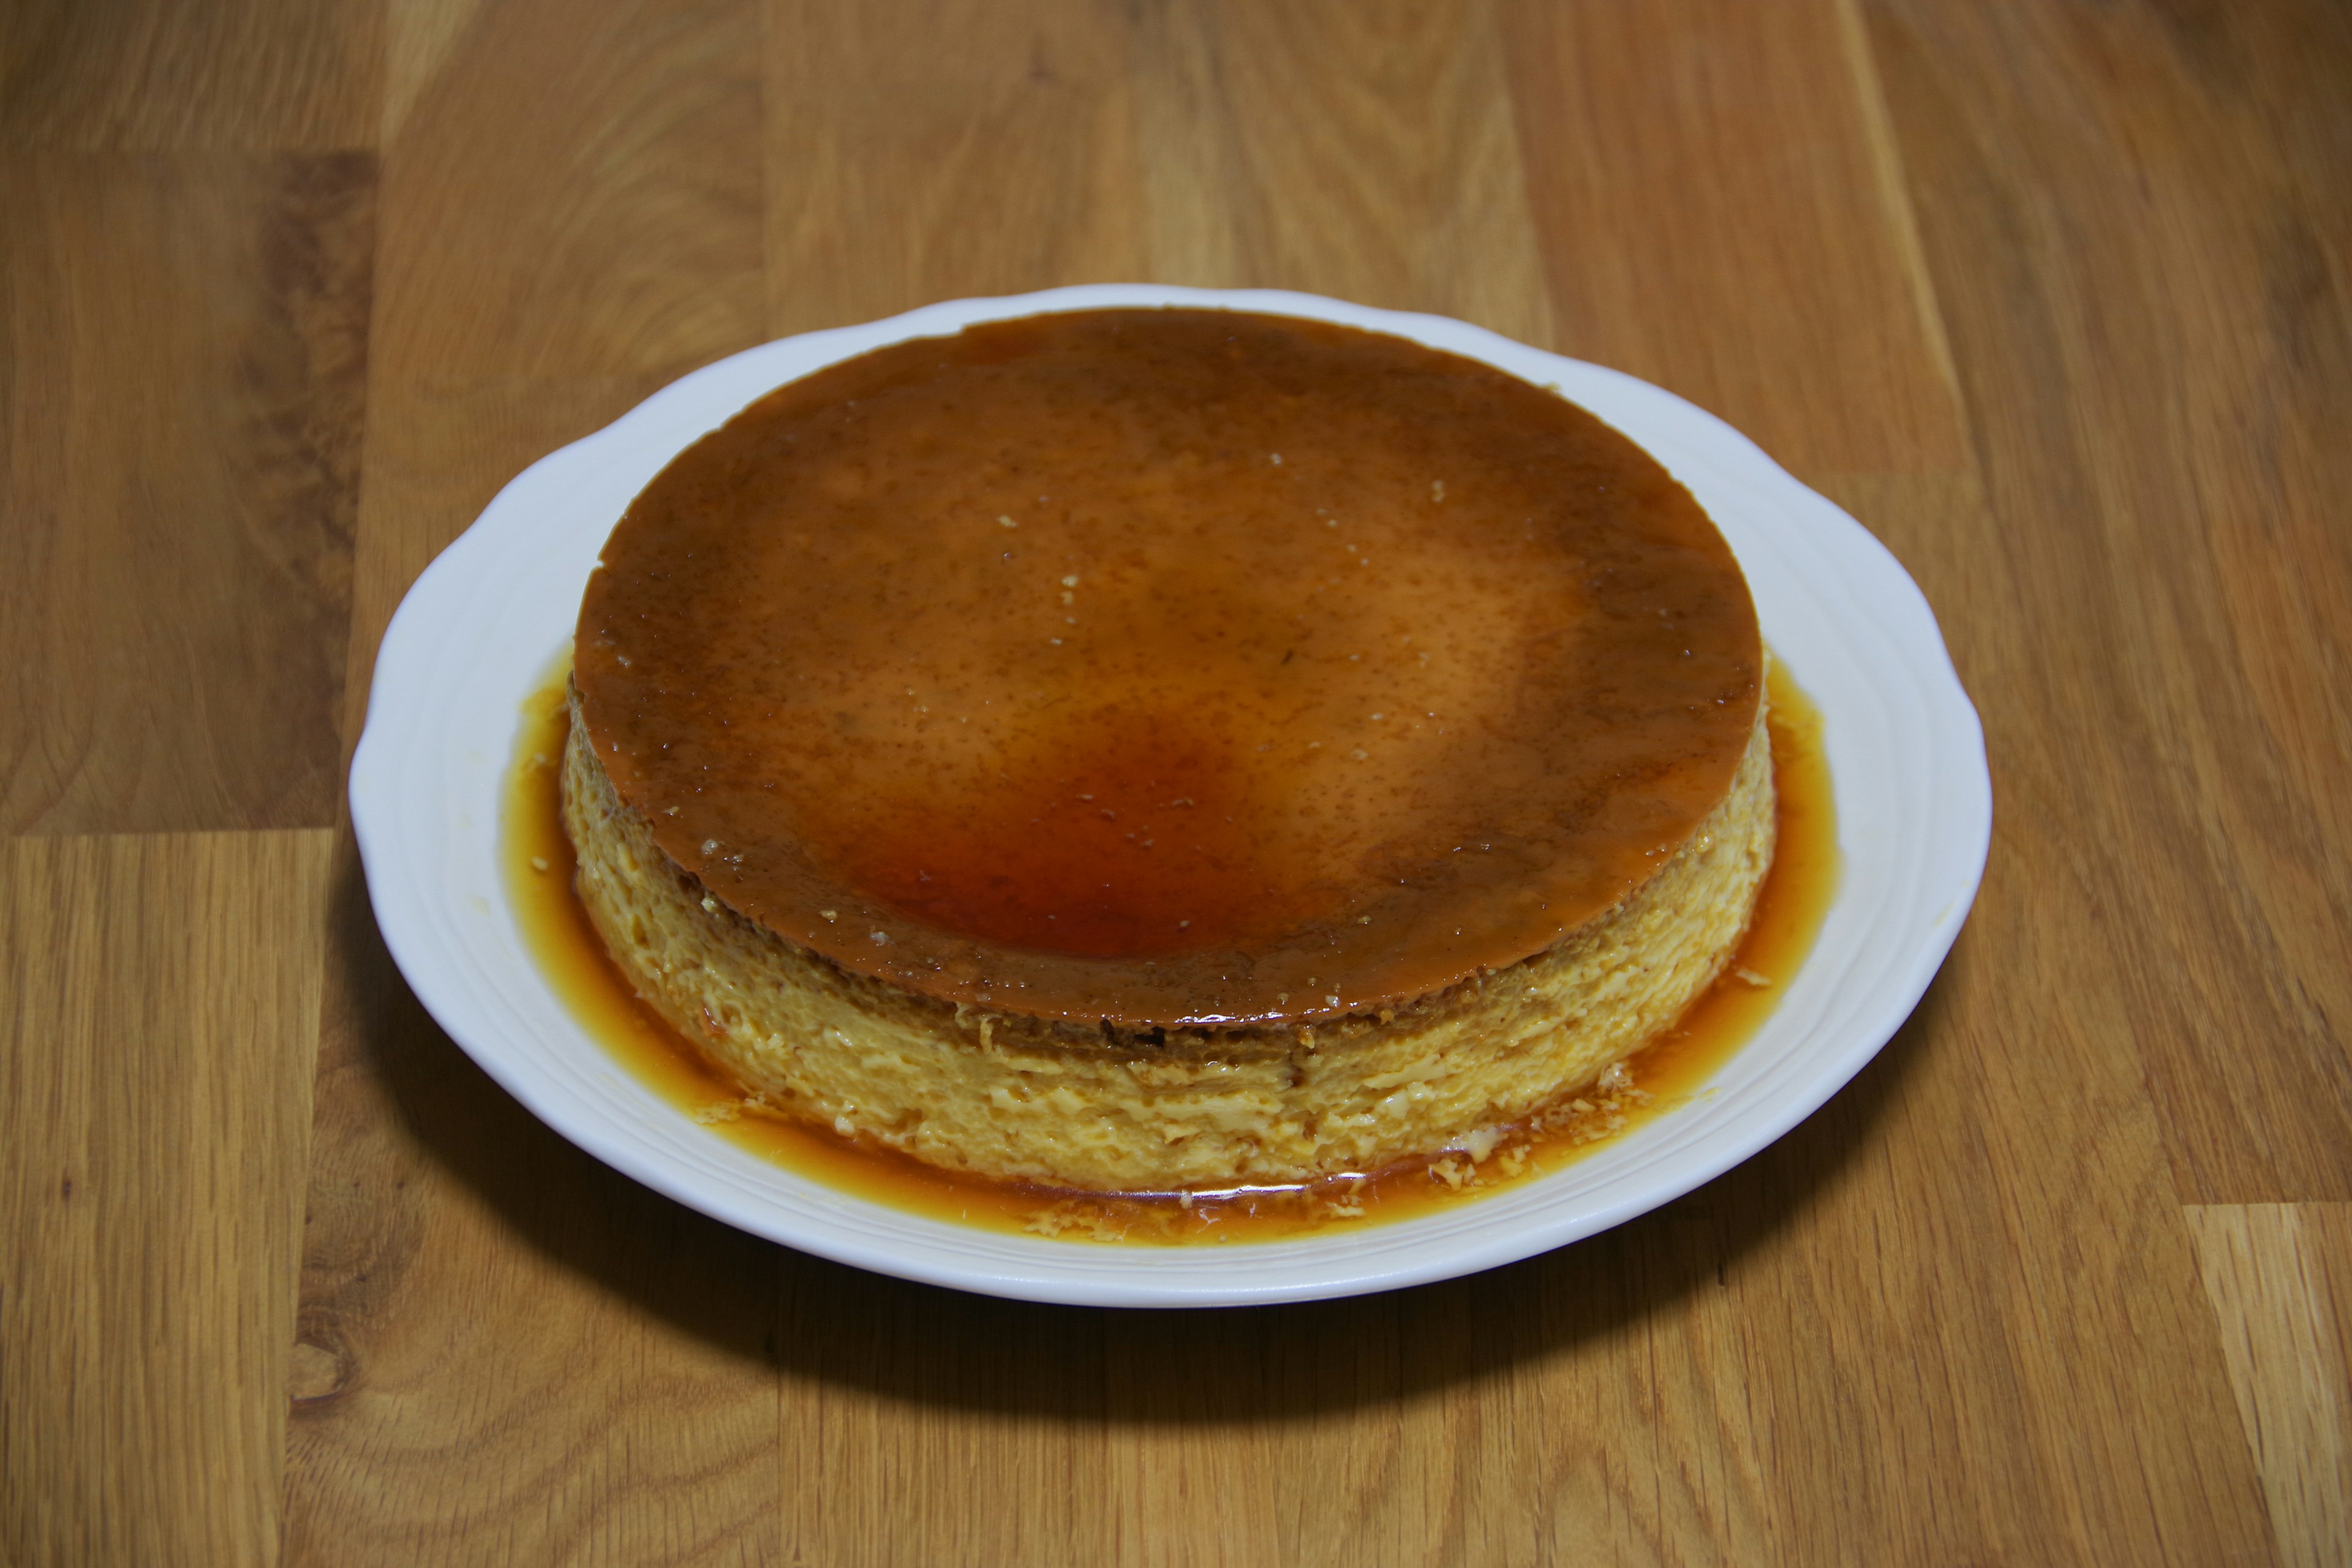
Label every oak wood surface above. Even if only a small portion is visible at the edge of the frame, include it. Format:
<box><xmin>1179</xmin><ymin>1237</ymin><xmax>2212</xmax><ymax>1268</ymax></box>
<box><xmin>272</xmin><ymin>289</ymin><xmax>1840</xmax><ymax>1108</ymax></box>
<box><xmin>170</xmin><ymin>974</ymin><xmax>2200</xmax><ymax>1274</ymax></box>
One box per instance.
<box><xmin>0</xmin><ymin>152</ymin><xmax>371</xmax><ymax>835</ymax></box>
<box><xmin>2187</xmin><ymin>1203</ymin><xmax>2352</xmax><ymax>1568</ymax></box>
<box><xmin>2</xmin><ymin>831</ymin><xmax>334</xmax><ymax>1566</ymax></box>
<box><xmin>3</xmin><ymin>1</ymin><xmax>2346</xmax><ymax>1563</ymax></box>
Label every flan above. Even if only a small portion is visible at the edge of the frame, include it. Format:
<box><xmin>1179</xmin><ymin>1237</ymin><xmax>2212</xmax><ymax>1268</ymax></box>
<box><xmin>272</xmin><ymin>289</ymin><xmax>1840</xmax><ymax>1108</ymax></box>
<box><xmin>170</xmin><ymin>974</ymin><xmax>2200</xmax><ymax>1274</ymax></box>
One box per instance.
<box><xmin>564</xmin><ymin>308</ymin><xmax>1773</xmax><ymax>1193</ymax></box>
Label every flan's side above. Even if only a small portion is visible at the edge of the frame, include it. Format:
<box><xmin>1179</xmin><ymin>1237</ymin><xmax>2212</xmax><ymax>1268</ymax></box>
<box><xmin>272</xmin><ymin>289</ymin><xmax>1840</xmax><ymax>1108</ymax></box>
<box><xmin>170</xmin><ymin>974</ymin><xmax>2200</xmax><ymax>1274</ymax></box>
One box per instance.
<box><xmin>562</xmin><ymin>682</ymin><xmax>1775</xmax><ymax>1193</ymax></box>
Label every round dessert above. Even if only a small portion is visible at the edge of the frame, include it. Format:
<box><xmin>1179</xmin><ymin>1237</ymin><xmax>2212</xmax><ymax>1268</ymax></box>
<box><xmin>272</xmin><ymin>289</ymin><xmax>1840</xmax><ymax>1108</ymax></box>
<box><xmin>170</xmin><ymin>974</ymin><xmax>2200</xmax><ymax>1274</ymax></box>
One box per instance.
<box><xmin>564</xmin><ymin>307</ymin><xmax>1772</xmax><ymax>1193</ymax></box>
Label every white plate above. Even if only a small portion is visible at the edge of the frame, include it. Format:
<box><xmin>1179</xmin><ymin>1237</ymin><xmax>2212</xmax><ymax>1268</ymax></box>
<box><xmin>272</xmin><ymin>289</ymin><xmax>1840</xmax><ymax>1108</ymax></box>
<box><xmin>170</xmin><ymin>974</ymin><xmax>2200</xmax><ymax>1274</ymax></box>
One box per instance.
<box><xmin>350</xmin><ymin>284</ymin><xmax>1991</xmax><ymax>1308</ymax></box>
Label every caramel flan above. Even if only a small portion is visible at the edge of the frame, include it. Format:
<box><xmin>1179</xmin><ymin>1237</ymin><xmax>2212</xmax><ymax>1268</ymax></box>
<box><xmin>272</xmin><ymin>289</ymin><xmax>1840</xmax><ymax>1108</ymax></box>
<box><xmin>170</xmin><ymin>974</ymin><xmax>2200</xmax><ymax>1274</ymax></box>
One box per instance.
<box><xmin>564</xmin><ymin>308</ymin><xmax>1772</xmax><ymax>1193</ymax></box>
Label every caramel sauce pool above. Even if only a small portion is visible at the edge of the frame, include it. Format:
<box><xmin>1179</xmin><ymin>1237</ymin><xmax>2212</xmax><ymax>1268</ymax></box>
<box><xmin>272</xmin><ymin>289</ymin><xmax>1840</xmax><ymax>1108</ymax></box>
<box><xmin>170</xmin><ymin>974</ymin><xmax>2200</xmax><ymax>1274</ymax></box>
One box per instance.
<box><xmin>502</xmin><ymin>655</ymin><xmax>1837</xmax><ymax>1245</ymax></box>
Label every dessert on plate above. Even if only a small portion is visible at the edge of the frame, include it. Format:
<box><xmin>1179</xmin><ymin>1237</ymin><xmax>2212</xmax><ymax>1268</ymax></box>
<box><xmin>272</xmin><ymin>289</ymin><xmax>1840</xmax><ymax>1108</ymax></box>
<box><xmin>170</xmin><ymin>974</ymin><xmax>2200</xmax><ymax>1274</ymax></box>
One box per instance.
<box><xmin>562</xmin><ymin>307</ymin><xmax>1771</xmax><ymax>1193</ymax></box>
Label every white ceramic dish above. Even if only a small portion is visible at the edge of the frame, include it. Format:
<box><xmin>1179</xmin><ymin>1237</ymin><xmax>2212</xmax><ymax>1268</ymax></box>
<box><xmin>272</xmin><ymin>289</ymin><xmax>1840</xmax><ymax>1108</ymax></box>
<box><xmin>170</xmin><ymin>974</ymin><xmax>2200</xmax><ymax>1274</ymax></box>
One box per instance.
<box><xmin>350</xmin><ymin>284</ymin><xmax>1991</xmax><ymax>1308</ymax></box>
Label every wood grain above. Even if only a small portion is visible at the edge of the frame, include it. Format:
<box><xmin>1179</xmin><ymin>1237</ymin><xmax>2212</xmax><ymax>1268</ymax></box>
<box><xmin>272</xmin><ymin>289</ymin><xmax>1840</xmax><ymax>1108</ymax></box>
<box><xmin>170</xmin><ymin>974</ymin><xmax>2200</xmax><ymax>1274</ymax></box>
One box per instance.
<box><xmin>766</xmin><ymin>0</ymin><xmax>1144</xmax><ymax>336</ymax></box>
<box><xmin>775</xmin><ymin>1262</ymin><xmax>1111</xmax><ymax>1567</ymax></box>
<box><xmin>0</xmin><ymin>0</ymin><xmax>382</xmax><ymax>151</ymax></box>
<box><xmin>286</xmin><ymin>377</ymin><xmax>783</xmax><ymax>1563</ymax></box>
<box><xmin>1128</xmin><ymin>0</ymin><xmax>1555</xmax><ymax>348</ymax></box>
<box><xmin>1864</xmin><ymin>0</ymin><xmax>2352</xmax><ymax>1203</ymax></box>
<box><xmin>287</xmin><ymin>4</ymin><xmax>775</xmax><ymax>1539</ymax></box>
<box><xmin>4</xmin><ymin>0</ymin><xmax>2348</xmax><ymax>1561</ymax></box>
<box><xmin>1</xmin><ymin>830</ymin><xmax>334</xmax><ymax>1568</ymax></box>
<box><xmin>371</xmin><ymin>0</ymin><xmax>765</xmax><ymax>385</ymax></box>
<box><xmin>1109</xmin><ymin>946</ymin><xmax>2247</xmax><ymax>1566</ymax></box>
<box><xmin>0</xmin><ymin>153</ymin><xmax>372</xmax><ymax>835</ymax></box>
<box><xmin>334</xmin><ymin>377</ymin><xmax>666</xmax><ymax>749</ymax></box>
<box><xmin>1783</xmin><ymin>461</ymin><xmax>2272</xmax><ymax>1553</ymax></box>
<box><xmin>2187</xmin><ymin>1204</ymin><xmax>2352</xmax><ymax>1568</ymax></box>
<box><xmin>1501</xmin><ymin>0</ymin><xmax>1966</xmax><ymax>475</ymax></box>
<box><xmin>284</xmin><ymin>833</ymin><xmax>783</xmax><ymax>1567</ymax></box>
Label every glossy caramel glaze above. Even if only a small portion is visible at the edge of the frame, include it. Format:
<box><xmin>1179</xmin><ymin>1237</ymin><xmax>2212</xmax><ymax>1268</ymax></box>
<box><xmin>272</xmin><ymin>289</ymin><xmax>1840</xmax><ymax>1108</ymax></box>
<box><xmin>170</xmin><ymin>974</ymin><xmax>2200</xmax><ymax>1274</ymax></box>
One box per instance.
<box><xmin>574</xmin><ymin>309</ymin><xmax>1761</xmax><ymax>1026</ymax></box>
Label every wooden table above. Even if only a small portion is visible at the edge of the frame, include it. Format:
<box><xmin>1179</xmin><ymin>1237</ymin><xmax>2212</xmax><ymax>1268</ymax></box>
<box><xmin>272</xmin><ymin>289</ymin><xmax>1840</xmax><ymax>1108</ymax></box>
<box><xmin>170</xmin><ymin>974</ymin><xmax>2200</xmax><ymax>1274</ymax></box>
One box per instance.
<box><xmin>6</xmin><ymin>2</ymin><xmax>2347</xmax><ymax>1562</ymax></box>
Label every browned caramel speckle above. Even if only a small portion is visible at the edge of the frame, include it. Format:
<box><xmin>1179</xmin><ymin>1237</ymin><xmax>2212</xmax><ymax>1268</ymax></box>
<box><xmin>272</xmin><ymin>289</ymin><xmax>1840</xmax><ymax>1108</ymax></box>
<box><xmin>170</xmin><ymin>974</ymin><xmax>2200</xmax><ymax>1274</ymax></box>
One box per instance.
<box><xmin>574</xmin><ymin>309</ymin><xmax>1760</xmax><ymax>1025</ymax></box>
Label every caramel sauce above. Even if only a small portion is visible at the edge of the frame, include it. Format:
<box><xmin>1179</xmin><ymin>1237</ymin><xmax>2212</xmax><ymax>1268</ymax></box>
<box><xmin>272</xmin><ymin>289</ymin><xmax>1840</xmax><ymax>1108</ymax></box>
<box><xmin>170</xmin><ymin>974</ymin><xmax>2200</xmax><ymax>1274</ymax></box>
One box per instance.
<box><xmin>502</xmin><ymin>655</ymin><xmax>1837</xmax><ymax>1245</ymax></box>
<box><xmin>573</xmin><ymin>309</ymin><xmax>1763</xmax><ymax>1026</ymax></box>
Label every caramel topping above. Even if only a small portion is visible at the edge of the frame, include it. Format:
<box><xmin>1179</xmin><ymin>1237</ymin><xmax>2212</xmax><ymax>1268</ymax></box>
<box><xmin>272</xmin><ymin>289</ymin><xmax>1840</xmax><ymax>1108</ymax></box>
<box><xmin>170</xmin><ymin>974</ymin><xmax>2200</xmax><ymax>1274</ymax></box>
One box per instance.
<box><xmin>574</xmin><ymin>309</ymin><xmax>1760</xmax><ymax>1026</ymax></box>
